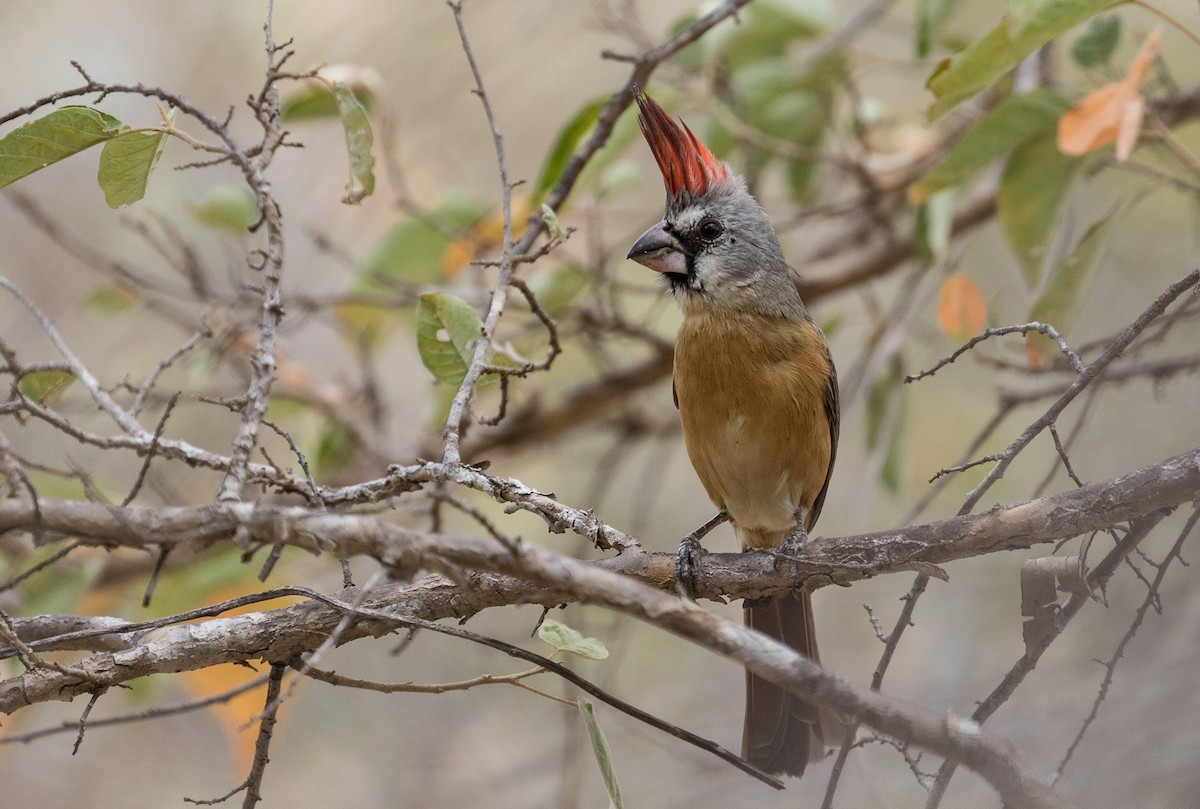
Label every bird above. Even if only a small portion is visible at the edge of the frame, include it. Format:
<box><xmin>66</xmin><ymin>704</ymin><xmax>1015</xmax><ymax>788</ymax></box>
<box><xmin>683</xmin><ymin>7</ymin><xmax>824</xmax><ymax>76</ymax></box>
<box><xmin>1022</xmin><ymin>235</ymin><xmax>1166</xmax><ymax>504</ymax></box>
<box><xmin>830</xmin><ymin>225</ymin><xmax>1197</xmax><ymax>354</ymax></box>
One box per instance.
<box><xmin>626</xmin><ymin>90</ymin><xmax>841</xmax><ymax>778</ymax></box>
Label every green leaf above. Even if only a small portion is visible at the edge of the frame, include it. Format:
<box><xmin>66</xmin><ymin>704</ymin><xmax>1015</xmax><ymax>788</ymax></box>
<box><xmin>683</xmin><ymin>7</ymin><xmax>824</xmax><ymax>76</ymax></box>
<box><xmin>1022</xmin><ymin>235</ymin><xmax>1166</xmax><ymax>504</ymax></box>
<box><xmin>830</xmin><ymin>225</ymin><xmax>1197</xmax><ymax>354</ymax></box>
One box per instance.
<box><xmin>914</xmin><ymin>189</ymin><xmax>956</xmax><ymax>266</ymax></box>
<box><xmin>760</xmin><ymin>90</ymin><xmax>825</xmax><ymax>200</ymax></box>
<box><xmin>538</xmin><ymin>618</ymin><xmax>609</xmax><ymax>660</ymax></box>
<box><xmin>97</xmin><ymin>124</ymin><xmax>169</xmax><ymax>208</ymax></box>
<box><xmin>312</xmin><ymin>417</ymin><xmax>362</xmax><ymax>476</ymax></box>
<box><xmin>280</xmin><ymin>83</ymin><xmax>375</xmax><ymax>122</ymax></box>
<box><xmin>925</xmin><ymin>0</ymin><xmax>1125</xmax><ymax>119</ymax></box>
<box><xmin>719</xmin><ymin>0</ymin><xmax>831</xmax><ymax>69</ymax></box>
<box><xmin>360</xmin><ymin>219</ymin><xmax>449</xmax><ymax>288</ymax></box>
<box><xmin>526</xmin><ymin>265</ymin><xmax>589</xmax><ymax>316</ymax></box>
<box><xmin>1071</xmin><ymin>14</ymin><xmax>1121</xmax><ymax>67</ymax></box>
<box><xmin>541</xmin><ymin>204</ymin><xmax>565</xmax><ymax>242</ymax></box>
<box><xmin>333</xmin><ymin>300</ymin><xmax>398</xmax><ymax>349</ymax></box>
<box><xmin>0</xmin><ymin>106</ymin><xmax>124</xmax><ymax>190</ymax></box>
<box><xmin>416</xmin><ymin>292</ymin><xmax>484</xmax><ymax>384</ymax></box>
<box><xmin>82</xmin><ymin>285</ymin><xmax>137</xmax><ymax>316</ymax></box>
<box><xmin>334</xmin><ymin>81</ymin><xmax>375</xmax><ymax>204</ymax></box>
<box><xmin>865</xmin><ymin>364</ymin><xmax>908</xmax><ymax>493</ymax></box>
<box><xmin>998</xmin><ymin>137</ymin><xmax>1082</xmax><ymax>288</ymax></box>
<box><xmin>667</xmin><ymin>13</ymin><xmax>705</xmax><ymax>72</ymax></box>
<box><xmin>1026</xmin><ymin>207</ymin><xmax>1116</xmax><ymax>364</ymax></box>
<box><xmin>192</xmin><ymin>185</ymin><xmax>260</xmax><ymax>232</ymax></box>
<box><xmin>534</xmin><ymin>97</ymin><xmax>606</xmax><ymax>204</ymax></box>
<box><xmin>19</xmin><ymin>369</ymin><xmax>75</xmax><ymax>404</ymax></box>
<box><xmin>577</xmin><ymin>699</ymin><xmax>623</xmax><ymax>809</ymax></box>
<box><xmin>916</xmin><ymin>0</ymin><xmax>963</xmax><ymax>57</ymax></box>
<box><xmin>910</xmin><ymin>89</ymin><xmax>1070</xmax><ymax>203</ymax></box>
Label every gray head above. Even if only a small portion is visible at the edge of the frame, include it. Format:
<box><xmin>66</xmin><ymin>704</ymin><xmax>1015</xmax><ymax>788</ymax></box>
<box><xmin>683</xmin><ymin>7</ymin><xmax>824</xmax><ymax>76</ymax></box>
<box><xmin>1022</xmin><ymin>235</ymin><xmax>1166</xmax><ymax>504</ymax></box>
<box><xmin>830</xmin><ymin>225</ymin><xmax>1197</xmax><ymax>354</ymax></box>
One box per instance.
<box><xmin>626</xmin><ymin>92</ymin><xmax>805</xmax><ymax>319</ymax></box>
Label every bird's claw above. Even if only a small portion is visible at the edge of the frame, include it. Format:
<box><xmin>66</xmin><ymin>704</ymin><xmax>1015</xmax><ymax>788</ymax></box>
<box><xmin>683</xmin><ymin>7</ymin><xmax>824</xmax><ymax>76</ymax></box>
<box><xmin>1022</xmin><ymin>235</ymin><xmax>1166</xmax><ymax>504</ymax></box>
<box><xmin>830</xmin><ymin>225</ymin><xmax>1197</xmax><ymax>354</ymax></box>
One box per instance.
<box><xmin>675</xmin><ymin>534</ymin><xmax>706</xmax><ymax>600</ymax></box>
<box><xmin>773</xmin><ymin>527</ymin><xmax>808</xmax><ymax>588</ymax></box>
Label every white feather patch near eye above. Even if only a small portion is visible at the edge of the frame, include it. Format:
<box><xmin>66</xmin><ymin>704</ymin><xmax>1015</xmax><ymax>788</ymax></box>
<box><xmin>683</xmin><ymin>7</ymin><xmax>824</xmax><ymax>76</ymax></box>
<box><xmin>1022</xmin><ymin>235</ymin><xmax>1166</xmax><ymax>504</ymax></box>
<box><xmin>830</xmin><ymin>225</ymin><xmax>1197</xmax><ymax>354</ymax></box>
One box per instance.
<box><xmin>673</xmin><ymin>207</ymin><xmax>705</xmax><ymax>232</ymax></box>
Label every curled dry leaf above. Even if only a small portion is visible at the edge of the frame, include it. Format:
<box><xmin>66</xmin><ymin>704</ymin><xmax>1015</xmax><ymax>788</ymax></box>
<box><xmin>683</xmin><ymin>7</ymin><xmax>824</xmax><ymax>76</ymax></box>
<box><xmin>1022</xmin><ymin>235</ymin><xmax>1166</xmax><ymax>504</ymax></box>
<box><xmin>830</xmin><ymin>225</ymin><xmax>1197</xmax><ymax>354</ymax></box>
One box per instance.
<box><xmin>1057</xmin><ymin>27</ymin><xmax>1160</xmax><ymax>161</ymax></box>
<box><xmin>1020</xmin><ymin>556</ymin><xmax>1089</xmax><ymax>653</ymax></box>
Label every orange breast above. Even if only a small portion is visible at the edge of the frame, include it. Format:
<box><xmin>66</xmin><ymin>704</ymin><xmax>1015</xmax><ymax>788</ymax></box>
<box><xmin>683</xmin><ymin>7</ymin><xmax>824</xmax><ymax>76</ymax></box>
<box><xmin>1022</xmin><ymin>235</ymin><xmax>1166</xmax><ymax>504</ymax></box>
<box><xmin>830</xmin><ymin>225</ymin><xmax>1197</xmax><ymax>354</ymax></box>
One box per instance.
<box><xmin>673</xmin><ymin>308</ymin><xmax>832</xmax><ymax>549</ymax></box>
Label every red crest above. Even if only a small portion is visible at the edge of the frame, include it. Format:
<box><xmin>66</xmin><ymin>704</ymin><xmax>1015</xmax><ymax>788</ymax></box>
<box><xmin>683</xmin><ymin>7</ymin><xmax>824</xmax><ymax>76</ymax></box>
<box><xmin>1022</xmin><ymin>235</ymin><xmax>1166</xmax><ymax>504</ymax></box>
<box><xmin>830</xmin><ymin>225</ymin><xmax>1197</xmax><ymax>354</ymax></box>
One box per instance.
<box><xmin>635</xmin><ymin>91</ymin><xmax>730</xmax><ymax>198</ymax></box>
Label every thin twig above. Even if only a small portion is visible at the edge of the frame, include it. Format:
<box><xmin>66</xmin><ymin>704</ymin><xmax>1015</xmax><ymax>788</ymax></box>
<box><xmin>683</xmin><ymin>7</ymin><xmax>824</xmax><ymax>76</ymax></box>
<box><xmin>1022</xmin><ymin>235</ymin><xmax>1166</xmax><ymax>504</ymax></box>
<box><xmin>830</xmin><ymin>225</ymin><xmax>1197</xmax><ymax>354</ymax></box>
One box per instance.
<box><xmin>1053</xmin><ymin>503</ymin><xmax>1200</xmax><ymax>782</ymax></box>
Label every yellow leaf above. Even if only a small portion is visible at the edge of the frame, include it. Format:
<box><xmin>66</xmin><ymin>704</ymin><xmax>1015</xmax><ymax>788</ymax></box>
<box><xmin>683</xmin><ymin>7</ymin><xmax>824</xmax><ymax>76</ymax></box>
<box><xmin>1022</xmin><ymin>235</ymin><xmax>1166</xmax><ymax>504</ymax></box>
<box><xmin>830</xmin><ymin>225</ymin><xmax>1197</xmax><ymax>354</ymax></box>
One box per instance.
<box><xmin>936</xmin><ymin>274</ymin><xmax>987</xmax><ymax>341</ymax></box>
<box><xmin>1058</xmin><ymin>27</ymin><xmax>1159</xmax><ymax>160</ymax></box>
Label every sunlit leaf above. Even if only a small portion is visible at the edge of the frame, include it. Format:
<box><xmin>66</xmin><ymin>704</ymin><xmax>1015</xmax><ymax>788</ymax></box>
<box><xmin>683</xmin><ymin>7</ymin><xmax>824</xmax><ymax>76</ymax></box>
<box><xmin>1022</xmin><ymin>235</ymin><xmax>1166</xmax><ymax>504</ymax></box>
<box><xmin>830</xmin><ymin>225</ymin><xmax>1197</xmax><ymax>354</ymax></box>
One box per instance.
<box><xmin>910</xmin><ymin>89</ymin><xmax>1069</xmax><ymax>203</ymax></box>
<box><xmin>416</xmin><ymin>292</ymin><xmax>484</xmax><ymax>384</ymax></box>
<box><xmin>925</xmin><ymin>0</ymin><xmax>1124</xmax><ymax>120</ymax></box>
<box><xmin>1026</xmin><ymin>208</ymin><xmax>1116</xmax><ymax>367</ymax></box>
<box><xmin>334</xmin><ymin>81</ymin><xmax>375</xmax><ymax>204</ymax></box>
<box><xmin>18</xmin><ymin>369</ymin><xmax>75</xmax><ymax>404</ymax></box>
<box><xmin>0</xmin><ymin>106</ymin><xmax>124</xmax><ymax>190</ymax></box>
<box><xmin>578</xmin><ymin>699</ymin><xmax>623</xmax><ymax>809</ymax></box>
<box><xmin>192</xmin><ymin>185</ymin><xmax>260</xmax><ymax>232</ymax></box>
<box><xmin>998</xmin><ymin>137</ymin><xmax>1081</xmax><ymax>288</ymax></box>
<box><xmin>1071</xmin><ymin>14</ymin><xmax>1121</xmax><ymax>66</ymax></box>
<box><xmin>538</xmin><ymin>618</ymin><xmax>609</xmax><ymax>660</ymax></box>
<box><xmin>937</xmin><ymin>274</ymin><xmax>987</xmax><ymax>341</ymax></box>
<box><xmin>97</xmin><ymin>112</ymin><xmax>171</xmax><ymax>208</ymax></box>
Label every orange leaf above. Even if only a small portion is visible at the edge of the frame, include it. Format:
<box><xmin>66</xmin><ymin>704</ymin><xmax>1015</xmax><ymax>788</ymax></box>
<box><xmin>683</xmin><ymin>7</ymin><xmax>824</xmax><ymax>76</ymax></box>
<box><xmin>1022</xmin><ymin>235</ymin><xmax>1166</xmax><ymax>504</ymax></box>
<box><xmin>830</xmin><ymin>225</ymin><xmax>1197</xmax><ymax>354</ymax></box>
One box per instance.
<box><xmin>1058</xmin><ymin>27</ymin><xmax>1160</xmax><ymax>160</ymax></box>
<box><xmin>175</xmin><ymin>586</ymin><xmax>303</xmax><ymax>775</ymax></box>
<box><xmin>440</xmin><ymin>238</ymin><xmax>475</xmax><ymax>277</ymax></box>
<box><xmin>937</xmin><ymin>274</ymin><xmax>987</xmax><ymax>341</ymax></box>
<box><xmin>178</xmin><ymin>663</ymin><xmax>288</xmax><ymax>776</ymax></box>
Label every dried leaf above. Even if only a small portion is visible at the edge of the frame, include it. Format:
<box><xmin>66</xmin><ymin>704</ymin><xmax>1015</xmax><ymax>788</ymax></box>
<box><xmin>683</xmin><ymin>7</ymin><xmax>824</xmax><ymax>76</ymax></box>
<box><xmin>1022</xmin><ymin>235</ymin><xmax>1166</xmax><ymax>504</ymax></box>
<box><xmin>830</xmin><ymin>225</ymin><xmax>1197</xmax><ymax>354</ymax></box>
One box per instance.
<box><xmin>936</xmin><ymin>274</ymin><xmax>987</xmax><ymax>341</ymax></box>
<box><xmin>1057</xmin><ymin>27</ymin><xmax>1159</xmax><ymax>160</ymax></box>
<box><xmin>1021</xmin><ymin>556</ymin><xmax>1088</xmax><ymax>652</ymax></box>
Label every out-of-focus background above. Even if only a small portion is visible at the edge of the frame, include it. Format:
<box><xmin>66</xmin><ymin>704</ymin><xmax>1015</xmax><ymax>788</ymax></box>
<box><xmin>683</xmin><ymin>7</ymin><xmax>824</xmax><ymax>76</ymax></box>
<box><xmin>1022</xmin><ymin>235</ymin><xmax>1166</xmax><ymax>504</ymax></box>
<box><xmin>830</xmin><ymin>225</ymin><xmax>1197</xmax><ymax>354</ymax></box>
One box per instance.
<box><xmin>2</xmin><ymin>1</ymin><xmax>1200</xmax><ymax>807</ymax></box>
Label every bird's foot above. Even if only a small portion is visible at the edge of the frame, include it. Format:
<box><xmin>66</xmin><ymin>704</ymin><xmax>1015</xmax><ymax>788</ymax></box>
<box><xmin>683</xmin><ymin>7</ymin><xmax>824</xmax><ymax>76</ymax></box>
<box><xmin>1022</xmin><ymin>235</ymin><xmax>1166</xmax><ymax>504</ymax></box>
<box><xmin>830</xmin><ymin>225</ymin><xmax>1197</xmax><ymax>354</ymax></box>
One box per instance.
<box><xmin>675</xmin><ymin>533</ymin><xmax>707</xmax><ymax>600</ymax></box>
<box><xmin>674</xmin><ymin>511</ymin><xmax>728</xmax><ymax>600</ymax></box>
<box><xmin>769</xmin><ymin>525</ymin><xmax>809</xmax><ymax>588</ymax></box>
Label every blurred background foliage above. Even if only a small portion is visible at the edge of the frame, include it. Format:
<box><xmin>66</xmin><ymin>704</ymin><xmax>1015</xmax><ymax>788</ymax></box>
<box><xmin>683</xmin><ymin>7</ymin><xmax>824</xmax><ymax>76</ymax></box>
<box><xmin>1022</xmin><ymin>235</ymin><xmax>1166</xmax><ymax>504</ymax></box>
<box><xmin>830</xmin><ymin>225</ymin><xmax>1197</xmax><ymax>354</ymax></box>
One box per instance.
<box><xmin>2</xmin><ymin>1</ymin><xmax>1200</xmax><ymax>807</ymax></box>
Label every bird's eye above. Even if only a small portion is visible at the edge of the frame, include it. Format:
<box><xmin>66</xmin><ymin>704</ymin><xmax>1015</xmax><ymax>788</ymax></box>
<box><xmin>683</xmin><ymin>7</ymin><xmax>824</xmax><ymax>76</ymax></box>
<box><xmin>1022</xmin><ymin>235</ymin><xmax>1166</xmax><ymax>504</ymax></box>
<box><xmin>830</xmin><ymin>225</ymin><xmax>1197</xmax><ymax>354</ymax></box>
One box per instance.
<box><xmin>698</xmin><ymin>219</ymin><xmax>724</xmax><ymax>242</ymax></box>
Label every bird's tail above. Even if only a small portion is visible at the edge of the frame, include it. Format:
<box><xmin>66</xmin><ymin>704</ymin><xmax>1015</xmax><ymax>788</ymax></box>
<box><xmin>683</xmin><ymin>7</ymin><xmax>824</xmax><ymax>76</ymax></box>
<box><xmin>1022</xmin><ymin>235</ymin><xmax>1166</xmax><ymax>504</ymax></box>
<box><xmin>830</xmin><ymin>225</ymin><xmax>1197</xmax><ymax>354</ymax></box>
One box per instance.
<box><xmin>743</xmin><ymin>592</ymin><xmax>842</xmax><ymax>777</ymax></box>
